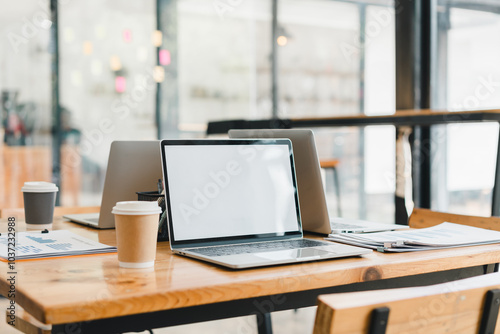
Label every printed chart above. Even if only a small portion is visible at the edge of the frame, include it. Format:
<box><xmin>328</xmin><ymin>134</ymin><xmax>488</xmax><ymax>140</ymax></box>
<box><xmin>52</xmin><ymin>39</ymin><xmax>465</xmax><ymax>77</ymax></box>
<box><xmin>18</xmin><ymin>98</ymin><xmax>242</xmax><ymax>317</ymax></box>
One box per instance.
<box><xmin>0</xmin><ymin>230</ymin><xmax>116</xmax><ymax>260</ymax></box>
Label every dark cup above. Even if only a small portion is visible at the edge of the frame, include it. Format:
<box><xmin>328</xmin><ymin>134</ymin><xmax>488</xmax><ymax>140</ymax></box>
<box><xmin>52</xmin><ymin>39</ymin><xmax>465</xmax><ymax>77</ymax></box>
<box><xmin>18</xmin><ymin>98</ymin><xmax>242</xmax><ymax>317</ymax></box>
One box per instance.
<box><xmin>22</xmin><ymin>182</ymin><xmax>58</xmax><ymax>226</ymax></box>
<box><xmin>136</xmin><ymin>191</ymin><xmax>168</xmax><ymax>241</ymax></box>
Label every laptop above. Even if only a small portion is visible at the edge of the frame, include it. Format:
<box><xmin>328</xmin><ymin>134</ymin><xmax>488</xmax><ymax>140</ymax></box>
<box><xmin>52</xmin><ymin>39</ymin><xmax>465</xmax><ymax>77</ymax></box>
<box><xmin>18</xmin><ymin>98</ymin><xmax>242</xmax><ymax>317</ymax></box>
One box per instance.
<box><xmin>160</xmin><ymin>138</ymin><xmax>370</xmax><ymax>269</ymax></box>
<box><xmin>229</xmin><ymin>129</ymin><xmax>409</xmax><ymax>235</ymax></box>
<box><xmin>64</xmin><ymin>141</ymin><xmax>163</xmax><ymax>229</ymax></box>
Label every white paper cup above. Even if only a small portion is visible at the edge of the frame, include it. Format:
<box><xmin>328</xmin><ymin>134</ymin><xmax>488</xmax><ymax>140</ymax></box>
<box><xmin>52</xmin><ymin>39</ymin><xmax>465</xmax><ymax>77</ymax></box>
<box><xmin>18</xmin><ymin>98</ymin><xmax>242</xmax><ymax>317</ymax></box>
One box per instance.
<box><xmin>112</xmin><ymin>201</ymin><xmax>161</xmax><ymax>268</ymax></box>
<box><xmin>22</xmin><ymin>182</ymin><xmax>58</xmax><ymax>227</ymax></box>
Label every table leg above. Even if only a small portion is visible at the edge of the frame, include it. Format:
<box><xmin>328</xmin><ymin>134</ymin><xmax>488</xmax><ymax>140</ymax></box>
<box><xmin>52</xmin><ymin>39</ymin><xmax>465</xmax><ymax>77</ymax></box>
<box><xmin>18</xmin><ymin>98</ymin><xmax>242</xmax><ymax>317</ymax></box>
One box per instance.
<box><xmin>484</xmin><ymin>263</ymin><xmax>499</xmax><ymax>274</ymax></box>
<box><xmin>491</xmin><ymin>124</ymin><xmax>500</xmax><ymax>216</ymax></box>
<box><xmin>257</xmin><ymin>313</ymin><xmax>273</xmax><ymax>334</ymax></box>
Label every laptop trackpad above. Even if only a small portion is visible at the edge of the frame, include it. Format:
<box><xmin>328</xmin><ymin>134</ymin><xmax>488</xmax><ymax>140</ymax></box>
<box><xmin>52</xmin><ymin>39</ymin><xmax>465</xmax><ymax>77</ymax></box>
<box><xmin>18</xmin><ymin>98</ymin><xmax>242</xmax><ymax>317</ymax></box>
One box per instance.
<box><xmin>255</xmin><ymin>248</ymin><xmax>332</xmax><ymax>261</ymax></box>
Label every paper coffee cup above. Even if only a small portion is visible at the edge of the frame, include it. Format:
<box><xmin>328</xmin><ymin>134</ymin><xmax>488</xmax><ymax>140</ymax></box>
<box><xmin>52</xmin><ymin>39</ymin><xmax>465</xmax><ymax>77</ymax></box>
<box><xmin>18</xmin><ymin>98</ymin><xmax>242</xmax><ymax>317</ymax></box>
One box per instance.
<box><xmin>22</xmin><ymin>182</ymin><xmax>58</xmax><ymax>227</ymax></box>
<box><xmin>112</xmin><ymin>201</ymin><xmax>161</xmax><ymax>269</ymax></box>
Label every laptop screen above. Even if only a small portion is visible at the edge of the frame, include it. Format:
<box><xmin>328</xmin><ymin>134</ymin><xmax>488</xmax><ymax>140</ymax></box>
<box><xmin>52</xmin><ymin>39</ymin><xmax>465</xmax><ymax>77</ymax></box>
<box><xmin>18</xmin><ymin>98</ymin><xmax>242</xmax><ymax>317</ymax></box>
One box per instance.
<box><xmin>161</xmin><ymin>139</ymin><xmax>302</xmax><ymax>247</ymax></box>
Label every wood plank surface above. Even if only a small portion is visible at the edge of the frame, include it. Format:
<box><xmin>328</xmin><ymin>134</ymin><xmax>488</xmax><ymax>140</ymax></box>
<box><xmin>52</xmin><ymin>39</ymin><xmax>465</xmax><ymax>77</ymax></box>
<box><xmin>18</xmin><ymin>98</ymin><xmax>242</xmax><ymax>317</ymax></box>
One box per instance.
<box><xmin>1</xmin><ymin>217</ymin><xmax>500</xmax><ymax>326</ymax></box>
<box><xmin>314</xmin><ymin>272</ymin><xmax>500</xmax><ymax>334</ymax></box>
<box><xmin>0</xmin><ymin>206</ymin><xmax>100</xmax><ymax>219</ymax></box>
<box><xmin>6</xmin><ymin>306</ymin><xmax>52</xmax><ymax>334</ymax></box>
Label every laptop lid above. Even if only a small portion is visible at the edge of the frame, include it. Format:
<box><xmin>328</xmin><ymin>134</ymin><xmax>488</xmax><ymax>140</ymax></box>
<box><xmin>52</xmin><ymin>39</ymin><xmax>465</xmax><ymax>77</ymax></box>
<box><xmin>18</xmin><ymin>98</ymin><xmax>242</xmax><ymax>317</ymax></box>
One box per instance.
<box><xmin>160</xmin><ymin>139</ymin><xmax>303</xmax><ymax>249</ymax></box>
<box><xmin>66</xmin><ymin>141</ymin><xmax>163</xmax><ymax>229</ymax></box>
<box><xmin>229</xmin><ymin>129</ymin><xmax>331</xmax><ymax>235</ymax></box>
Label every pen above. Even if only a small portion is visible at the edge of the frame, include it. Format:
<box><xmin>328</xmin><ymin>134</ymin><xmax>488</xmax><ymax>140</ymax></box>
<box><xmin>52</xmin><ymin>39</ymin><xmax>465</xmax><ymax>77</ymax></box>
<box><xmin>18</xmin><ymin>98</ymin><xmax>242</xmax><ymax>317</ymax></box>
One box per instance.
<box><xmin>157</xmin><ymin>179</ymin><xmax>163</xmax><ymax>194</ymax></box>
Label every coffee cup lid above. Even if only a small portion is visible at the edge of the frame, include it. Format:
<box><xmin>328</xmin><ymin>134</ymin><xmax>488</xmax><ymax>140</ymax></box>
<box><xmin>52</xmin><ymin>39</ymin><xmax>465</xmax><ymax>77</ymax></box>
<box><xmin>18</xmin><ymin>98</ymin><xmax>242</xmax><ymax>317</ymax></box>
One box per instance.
<box><xmin>112</xmin><ymin>201</ymin><xmax>162</xmax><ymax>215</ymax></box>
<box><xmin>21</xmin><ymin>182</ymin><xmax>59</xmax><ymax>193</ymax></box>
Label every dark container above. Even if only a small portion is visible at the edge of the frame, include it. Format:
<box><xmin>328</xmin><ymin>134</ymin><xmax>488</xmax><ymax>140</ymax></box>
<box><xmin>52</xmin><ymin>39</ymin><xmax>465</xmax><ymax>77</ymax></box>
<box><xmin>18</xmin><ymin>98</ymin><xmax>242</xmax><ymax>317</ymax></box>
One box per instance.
<box><xmin>136</xmin><ymin>191</ymin><xmax>168</xmax><ymax>241</ymax></box>
<box><xmin>23</xmin><ymin>192</ymin><xmax>56</xmax><ymax>225</ymax></box>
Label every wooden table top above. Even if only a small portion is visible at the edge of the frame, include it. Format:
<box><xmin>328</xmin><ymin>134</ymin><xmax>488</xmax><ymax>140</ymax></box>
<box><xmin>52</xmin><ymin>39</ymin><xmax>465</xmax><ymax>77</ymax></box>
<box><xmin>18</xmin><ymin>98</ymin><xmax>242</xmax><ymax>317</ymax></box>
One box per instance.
<box><xmin>1</xmin><ymin>217</ymin><xmax>500</xmax><ymax>326</ymax></box>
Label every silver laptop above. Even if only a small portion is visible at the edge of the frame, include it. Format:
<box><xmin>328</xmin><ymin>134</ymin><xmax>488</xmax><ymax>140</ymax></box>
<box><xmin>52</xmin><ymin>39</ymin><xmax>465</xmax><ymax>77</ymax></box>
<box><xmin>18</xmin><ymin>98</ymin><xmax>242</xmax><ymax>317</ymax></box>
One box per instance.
<box><xmin>160</xmin><ymin>139</ymin><xmax>370</xmax><ymax>269</ymax></box>
<box><xmin>229</xmin><ymin>129</ymin><xmax>409</xmax><ymax>235</ymax></box>
<box><xmin>64</xmin><ymin>141</ymin><xmax>163</xmax><ymax>229</ymax></box>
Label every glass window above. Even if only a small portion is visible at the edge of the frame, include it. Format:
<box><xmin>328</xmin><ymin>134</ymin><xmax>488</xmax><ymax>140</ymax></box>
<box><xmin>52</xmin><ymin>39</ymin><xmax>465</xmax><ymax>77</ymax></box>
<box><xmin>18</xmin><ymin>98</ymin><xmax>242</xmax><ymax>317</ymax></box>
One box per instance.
<box><xmin>277</xmin><ymin>1</ymin><xmax>395</xmax><ymax>222</ymax></box>
<box><xmin>431</xmin><ymin>2</ymin><xmax>500</xmax><ymax>216</ymax></box>
<box><xmin>1</xmin><ymin>1</ymin><xmax>52</xmax><ymax>209</ymax></box>
<box><xmin>1</xmin><ymin>0</ymin><xmax>396</xmax><ymax>222</ymax></box>
<box><xmin>59</xmin><ymin>0</ymin><xmax>157</xmax><ymax>205</ymax></box>
<box><xmin>172</xmin><ymin>0</ymin><xmax>272</xmax><ymax>135</ymax></box>
<box><xmin>277</xmin><ymin>0</ymin><xmax>360</xmax><ymax>118</ymax></box>
<box><xmin>364</xmin><ymin>3</ymin><xmax>396</xmax><ymax>222</ymax></box>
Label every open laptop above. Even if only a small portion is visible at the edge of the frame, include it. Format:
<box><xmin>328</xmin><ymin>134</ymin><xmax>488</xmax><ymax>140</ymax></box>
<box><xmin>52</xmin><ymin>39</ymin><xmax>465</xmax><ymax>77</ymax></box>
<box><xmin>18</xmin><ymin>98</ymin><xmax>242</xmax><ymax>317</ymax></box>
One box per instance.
<box><xmin>229</xmin><ymin>129</ymin><xmax>409</xmax><ymax>235</ymax></box>
<box><xmin>160</xmin><ymin>138</ymin><xmax>370</xmax><ymax>269</ymax></box>
<box><xmin>64</xmin><ymin>141</ymin><xmax>163</xmax><ymax>229</ymax></box>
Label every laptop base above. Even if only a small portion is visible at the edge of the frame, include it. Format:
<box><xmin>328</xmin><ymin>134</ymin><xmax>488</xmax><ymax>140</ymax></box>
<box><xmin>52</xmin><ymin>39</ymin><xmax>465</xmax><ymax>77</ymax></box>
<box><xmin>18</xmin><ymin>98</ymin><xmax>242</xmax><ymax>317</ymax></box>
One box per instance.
<box><xmin>63</xmin><ymin>213</ymin><xmax>114</xmax><ymax>230</ymax></box>
<box><xmin>177</xmin><ymin>240</ymin><xmax>371</xmax><ymax>269</ymax></box>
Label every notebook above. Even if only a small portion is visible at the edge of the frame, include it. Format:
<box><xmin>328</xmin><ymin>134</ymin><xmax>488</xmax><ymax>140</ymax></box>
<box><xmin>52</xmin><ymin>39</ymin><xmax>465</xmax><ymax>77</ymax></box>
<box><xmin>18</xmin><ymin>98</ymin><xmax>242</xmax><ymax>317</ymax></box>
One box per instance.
<box><xmin>228</xmin><ymin>129</ymin><xmax>409</xmax><ymax>235</ymax></box>
<box><xmin>160</xmin><ymin>139</ymin><xmax>370</xmax><ymax>269</ymax></box>
<box><xmin>64</xmin><ymin>141</ymin><xmax>163</xmax><ymax>229</ymax></box>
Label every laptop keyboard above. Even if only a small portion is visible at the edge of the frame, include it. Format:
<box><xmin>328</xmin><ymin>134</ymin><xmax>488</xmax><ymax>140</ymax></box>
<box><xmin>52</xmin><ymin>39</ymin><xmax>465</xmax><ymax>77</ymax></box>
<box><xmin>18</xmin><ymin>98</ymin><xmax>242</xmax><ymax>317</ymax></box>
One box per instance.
<box><xmin>187</xmin><ymin>239</ymin><xmax>329</xmax><ymax>257</ymax></box>
<box><xmin>330</xmin><ymin>222</ymin><xmax>363</xmax><ymax>229</ymax></box>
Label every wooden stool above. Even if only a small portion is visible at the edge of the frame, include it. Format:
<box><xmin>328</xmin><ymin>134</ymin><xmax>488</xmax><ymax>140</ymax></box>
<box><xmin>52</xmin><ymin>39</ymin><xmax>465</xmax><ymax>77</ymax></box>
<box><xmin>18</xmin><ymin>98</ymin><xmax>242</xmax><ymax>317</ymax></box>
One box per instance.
<box><xmin>320</xmin><ymin>159</ymin><xmax>342</xmax><ymax>217</ymax></box>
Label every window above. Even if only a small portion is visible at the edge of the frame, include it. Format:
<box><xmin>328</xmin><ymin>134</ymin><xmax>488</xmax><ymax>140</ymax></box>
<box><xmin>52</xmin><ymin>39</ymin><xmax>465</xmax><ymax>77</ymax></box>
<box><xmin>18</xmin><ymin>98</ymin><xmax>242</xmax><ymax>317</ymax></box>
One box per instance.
<box><xmin>59</xmin><ymin>0</ymin><xmax>157</xmax><ymax>205</ymax></box>
<box><xmin>171</xmin><ymin>0</ymin><xmax>272</xmax><ymax>134</ymax></box>
<box><xmin>277</xmin><ymin>1</ymin><xmax>395</xmax><ymax>222</ymax></box>
<box><xmin>431</xmin><ymin>1</ymin><xmax>500</xmax><ymax>216</ymax></box>
<box><xmin>0</xmin><ymin>1</ymin><xmax>52</xmax><ymax>209</ymax></box>
<box><xmin>1</xmin><ymin>0</ymin><xmax>396</xmax><ymax>222</ymax></box>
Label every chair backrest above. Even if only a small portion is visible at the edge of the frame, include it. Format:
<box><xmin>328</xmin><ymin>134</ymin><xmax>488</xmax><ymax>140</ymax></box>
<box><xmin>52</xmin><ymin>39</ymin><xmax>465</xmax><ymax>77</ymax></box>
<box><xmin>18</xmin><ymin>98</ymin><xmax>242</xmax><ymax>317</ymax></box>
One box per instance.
<box><xmin>0</xmin><ymin>206</ymin><xmax>100</xmax><ymax>219</ymax></box>
<box><xmin>313</xmin><ymin>272</ymin><xmax>500</xmax><ymax>334</ymax></box>
<box><xmin>409</xmin><ymin>208</ymin><xmax>500</xmax><ymax>231</ymax></box>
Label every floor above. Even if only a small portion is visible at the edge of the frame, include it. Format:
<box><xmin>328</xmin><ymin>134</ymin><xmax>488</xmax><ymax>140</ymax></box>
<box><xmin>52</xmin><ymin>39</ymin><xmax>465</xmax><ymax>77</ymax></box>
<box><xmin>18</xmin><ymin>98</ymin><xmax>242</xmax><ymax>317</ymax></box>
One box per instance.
<box><xmin>0</xmin><ymin>297</ymin><xmax>317</xmax><ymax>334</ymax></box>
<box><xmin>152</xmin><ymin>308</ymin><xmax>317</xmax><ymax>334</ymax></box>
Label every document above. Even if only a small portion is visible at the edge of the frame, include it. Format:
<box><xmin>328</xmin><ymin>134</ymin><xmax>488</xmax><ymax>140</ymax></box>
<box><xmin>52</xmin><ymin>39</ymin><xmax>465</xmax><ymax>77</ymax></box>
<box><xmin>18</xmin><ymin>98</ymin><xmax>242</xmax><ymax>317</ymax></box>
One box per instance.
<box><xmin>0</xmin><ymin>230</ymin><xmax>117</xmax><ymax>260</ymax></box>
<box><xmin>326</xmin><ymin>222</ymin><xmax>500</xmax><ymax>252</ymax></box>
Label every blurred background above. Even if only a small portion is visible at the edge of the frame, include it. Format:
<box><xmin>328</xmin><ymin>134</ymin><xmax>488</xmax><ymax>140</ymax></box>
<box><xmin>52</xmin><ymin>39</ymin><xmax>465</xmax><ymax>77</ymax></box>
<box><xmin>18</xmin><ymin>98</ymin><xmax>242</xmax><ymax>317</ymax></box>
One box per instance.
<box><xmin>1</xmin><ymin>0</ymin><xmax>500</xmax><ymax>224</ymax></box>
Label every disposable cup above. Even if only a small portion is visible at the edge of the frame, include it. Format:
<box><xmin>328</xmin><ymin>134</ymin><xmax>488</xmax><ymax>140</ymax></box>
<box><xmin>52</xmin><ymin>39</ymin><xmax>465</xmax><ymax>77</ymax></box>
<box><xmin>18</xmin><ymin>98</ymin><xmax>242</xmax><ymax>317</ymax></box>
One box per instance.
<box><xmin>112</xmin><ymin>201</ymin><xmax>161</xmax><ymax>268</ymax></box>
<box><xmin>22</xmin><ymin>182</ymin><xmax>58</xmax><ymax>228</ymax></box>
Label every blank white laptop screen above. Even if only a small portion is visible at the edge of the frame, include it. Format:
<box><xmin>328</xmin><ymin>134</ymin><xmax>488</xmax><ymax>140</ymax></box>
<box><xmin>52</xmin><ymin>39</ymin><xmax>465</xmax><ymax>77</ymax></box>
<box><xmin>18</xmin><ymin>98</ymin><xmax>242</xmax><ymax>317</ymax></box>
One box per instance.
<box><xmin>163</xmin><ymin>142</ymin><xmax>300</xmax><ymax>242</ymax></box>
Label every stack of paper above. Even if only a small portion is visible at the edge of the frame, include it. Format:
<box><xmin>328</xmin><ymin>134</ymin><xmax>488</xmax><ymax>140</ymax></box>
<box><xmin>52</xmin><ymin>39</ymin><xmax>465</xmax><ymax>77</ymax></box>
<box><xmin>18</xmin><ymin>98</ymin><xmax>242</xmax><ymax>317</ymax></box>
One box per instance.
<box><xmin>326</xmin><ymin>222</ymin><xmax>500</xmax><ymax>252</ymax></box>
<box><xmin>0</xmin><ymin>230</ymin><xmax>117</xmax><ymax>260</ymax></box>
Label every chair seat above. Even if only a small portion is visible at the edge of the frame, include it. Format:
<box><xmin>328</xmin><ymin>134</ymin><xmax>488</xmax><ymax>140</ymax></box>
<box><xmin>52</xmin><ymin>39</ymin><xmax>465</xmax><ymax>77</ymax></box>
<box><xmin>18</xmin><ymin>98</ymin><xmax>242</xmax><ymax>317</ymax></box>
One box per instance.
<box><xmin>319</xmin><ymin>159</ymin><xmax>340</xmax><ymax>169</ymax></box>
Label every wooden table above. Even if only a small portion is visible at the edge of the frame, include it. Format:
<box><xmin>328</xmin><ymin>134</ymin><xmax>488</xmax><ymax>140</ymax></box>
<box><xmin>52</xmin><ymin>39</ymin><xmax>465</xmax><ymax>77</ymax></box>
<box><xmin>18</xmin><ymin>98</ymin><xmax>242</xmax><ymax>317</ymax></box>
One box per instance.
<box><xmin>1</xmin><ymin>216</ymin><xmax>500</xmax><ymax>334</ymax></box>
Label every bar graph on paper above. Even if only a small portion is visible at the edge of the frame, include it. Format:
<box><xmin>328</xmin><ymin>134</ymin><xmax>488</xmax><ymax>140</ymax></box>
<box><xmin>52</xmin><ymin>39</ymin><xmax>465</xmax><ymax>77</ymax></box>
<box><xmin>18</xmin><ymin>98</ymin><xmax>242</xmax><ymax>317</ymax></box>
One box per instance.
<box><xmin>0</xmin><ymin>230</ymin><xmax>116</xmax><ymax>260</ymax></box>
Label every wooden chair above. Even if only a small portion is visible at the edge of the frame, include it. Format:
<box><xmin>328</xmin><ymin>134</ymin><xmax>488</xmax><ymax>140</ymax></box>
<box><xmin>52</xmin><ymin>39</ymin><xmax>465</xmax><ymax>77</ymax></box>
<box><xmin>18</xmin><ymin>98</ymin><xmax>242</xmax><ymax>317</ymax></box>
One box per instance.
<box><xmin>313</xmin><ymin>272</ymin><xmax>500</xmax><ymax>334</ymax></box>
<box><xmin>0</xmin><ymin>145</ymin><xmax>52</xmax><ymax>209</ymax></box>
<box><xmin>409</xmin><ymin>208</ymin><xmax>500</xmax><ymax>231</ymax></box>
<box><xmin>0</xmin><ymin>206</ymin><xmax>100</xmax><ymax>219</ymax></box>
<box><xmin>409</xmin><ymin>208</ymin><xmax>500</xmax><ymax>274</ymax></box>
<box><xmin>320</xmin><ymin>159</ymin><xmax>342</xmax><ymax>217</ymax></box>
<box><xmin>0</xmin><ymin>144</ymin><xmax>83</xmax><ymax>209</ymax></box>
